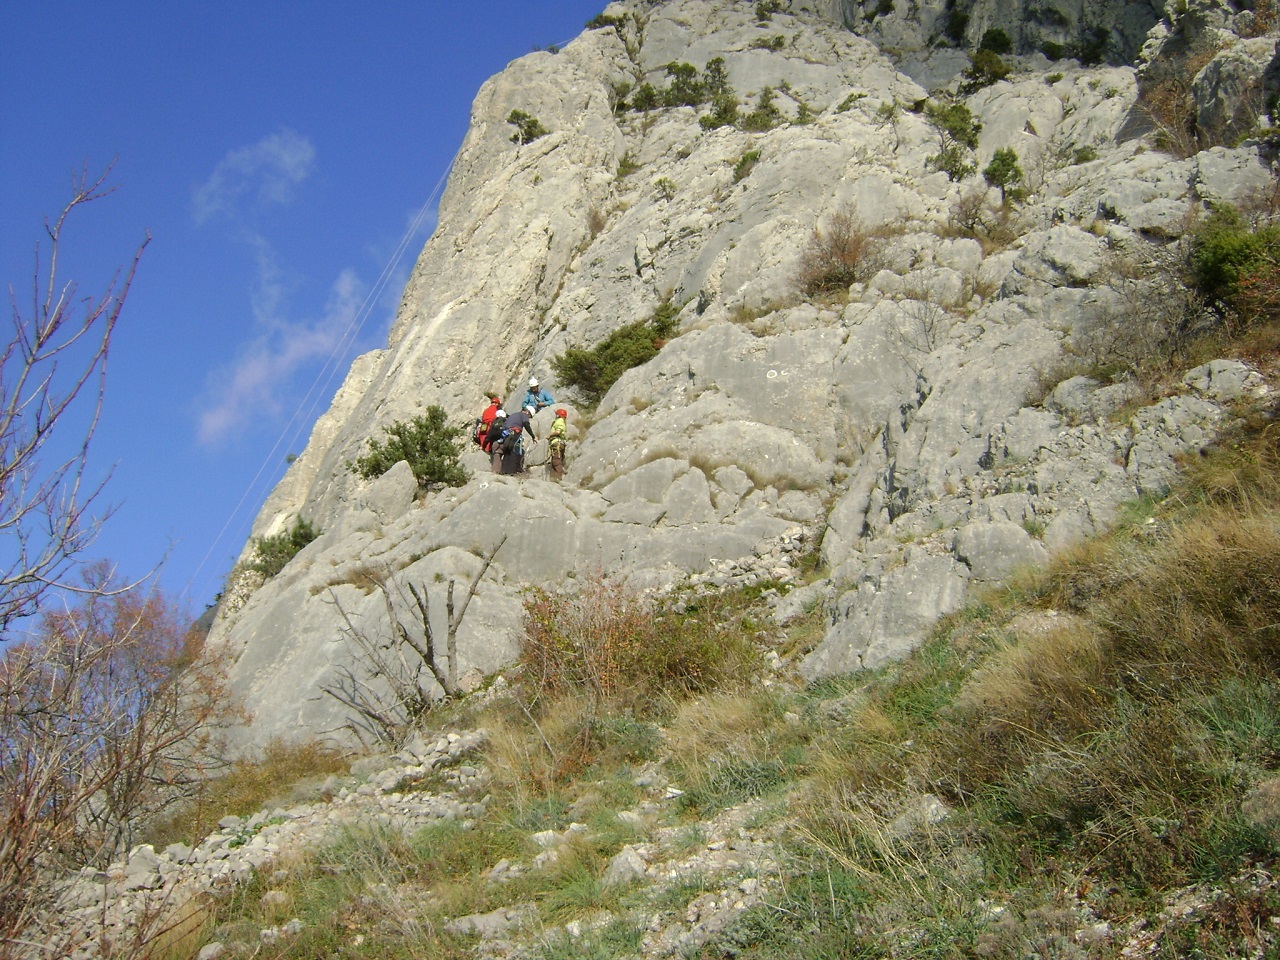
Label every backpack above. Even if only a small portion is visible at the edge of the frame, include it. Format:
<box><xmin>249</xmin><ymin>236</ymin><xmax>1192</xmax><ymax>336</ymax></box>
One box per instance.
<box><xmin>500</xmin><ymin>425</ymin><xmax>522</xmax><ymax>453</ymax></box>
<box><xmin>472</xmin><ymin>417</ymin><xmax>487</xmax><ymax>446</ymax></box>
<box><xmin>483</xmin><ymin>414</ymin><xmax>506</xmax><ymax>451</ymax></box>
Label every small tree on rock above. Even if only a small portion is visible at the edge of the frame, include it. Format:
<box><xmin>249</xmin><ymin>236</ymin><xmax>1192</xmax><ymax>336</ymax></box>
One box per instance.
<box><xmin>926</xmin><ymin>101</ymin><xmax>983</xmax><ymax>181</ymax></box>
<box><xmin>983</xmin><ymin>147</ymin><xmax>1026</xmax><ymax>204</ymax></box>
<box><xmin>348</xmin><ymin>406</ymin><xmax>468</xmax><ymax>489</ymax></box>
<box><xmin>507</xmin><ymin>110</ymin><xmax>549</xmax><ymax>145</ymax></box>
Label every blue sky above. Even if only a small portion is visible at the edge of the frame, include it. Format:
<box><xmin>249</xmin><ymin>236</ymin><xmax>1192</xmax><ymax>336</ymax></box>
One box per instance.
<box><xmin>1</xmin><ymin>2</ymin><xmax>607</xmax><ymax>617</ymax></box>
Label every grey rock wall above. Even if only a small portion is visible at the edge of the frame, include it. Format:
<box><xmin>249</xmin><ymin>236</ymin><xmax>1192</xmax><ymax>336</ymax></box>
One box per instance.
<box><xmin>211</xmin><ymin>0</ymin><xmax>1278</xmax><ymax>749</ymax></box>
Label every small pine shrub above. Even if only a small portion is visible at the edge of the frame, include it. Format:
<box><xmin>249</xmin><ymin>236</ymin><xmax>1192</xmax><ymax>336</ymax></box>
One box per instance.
<box><xmin>983</xmin><ymin>147</ymin><xmax>1026</xmax><ymax>204</ymax></box>
<box><xmin>550</xmin><ymin>302</ymin><xmax>680</xmax><ymax>407</ymax></box>
<box><xmin>702</xmin><ymin>57</ymin><xmax>730</xmax><ymax>99</ymax></box>
<box><xmin>616</xmin><ymin>151</ymin><xmax>641</xmax><ymax>177</ymax></box>
<box><xmin>609</xmin><ymin>80</ymin><xmax>632</xmax><ymax>114</ymax></box>
<box><xmin>1191</xmin><ymin>203</ymin><xmax>1280</xmax><ymax>329</ymax></box>
<box><xmin>629</xmin><ymin>82</ymin><xmax>660</xmax><ymax>113</ymax></box>
<box><xmin>960</xmin><ymin>48</ymin><xmax>1011</xmax><ymax>93</ymax></box>
<box><xmin>1076</xmin><ymin>24</ymin><xmax>1109</xmax><ymax>65</ymax></box>
<box><xmin>739</xmin><ymin>86</ymin><xmax>783</xmax><ymax>131</ymax></box>
<box><xmin>347</xmin><ymin>405</ymin><xmax>468</xmax><ymax>488</ymax></box>
<box><xmin>246</xmin><ymin>517</ymin><xmax>320</xmax><ymax>579</ymax></box>
<box><xmin>756</xmin><ymin>0</ymin><xmax>783</xmax><ymax>21</ymax></box>
<box><xmin>507</xmin><ymin>109</ymin><xmax>549</xmax><ymax>145</ymax></box>
<box><xmin>733</xmin><ymin>149</ymin><xmax>761</xmax><ymax>182</ymax></box>
<box><xmin>836</xmin><ymin>92</ymin><xmax>867</xmax><ymax>112</ymax></box>
<box><xmin>751</xmin><ymin>35</ymin><xmax>786</xmax><ymax>51</ymax></box>
<box><xmin>699</xmin><ymin>93</ymin><xmax>740</xmax><ymax>131</ymax></box>
<box><xmin>926</xmin><ymin>101</ymin><xmax>982</xmax><ymax>181</ymax></box>
<box><xmin>585</xmin><ymin>13</ymin><xmax>626</xmax><ymax>32</ymax></box>
<box><xmin>661</xmin><ymin>61</ymin><xmax>707</xmax><ymax>108</ymax></box>
<box><xmin>944</xmin><ymin>8</ymin><xmax>969</xmax><ymax>45</ymax></box>
<box><xmin>979</xmin><ymin>28</ymin><xmax>1013</xmax><ymax>53</ymax></box>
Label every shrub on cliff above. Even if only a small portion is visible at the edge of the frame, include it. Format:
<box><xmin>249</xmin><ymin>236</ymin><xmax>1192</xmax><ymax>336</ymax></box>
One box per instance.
<box><xmin>796</xmin><ymin>203</ymin><xmax>892</xmax><ymax>297</ymax></box>
<box><xmin>507</xmin><ymin>110</ymin><xmax>549</xmax><ymax>145</ymax></box>
<box><xmin>347</xmin><ymin>406</ymin><xmax>468</xmax><ymax>489</ymax></box>
<box><xmin>246</xmin><ymin>517</ymin><xmax>320</xmax><ymax>579</ymax></box>
<box><xmin>1191</xmin><ymin>204</ymin><xmax>1280</xmax><ymax>330</ymax></box>
<box><xmin>925</xmin><ymin>101</ymin><xmax>982</xmax><ymax>181</ymax></box>
<box><xmin>551</xmin><ymin>301</ymin><xmax>680</xmax><ymax>408</ymax></box>
<box><xmin>520</xmin><ymin>576</ymin><xmax>753</xmax><ymax>713</ymax></box>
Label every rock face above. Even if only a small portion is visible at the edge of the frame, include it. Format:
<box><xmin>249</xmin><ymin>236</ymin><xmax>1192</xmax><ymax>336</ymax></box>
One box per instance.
<box><xmin>211</xmin><ymin>0</ymin><xmax>1278</xmax><ymax>748</ymax></box>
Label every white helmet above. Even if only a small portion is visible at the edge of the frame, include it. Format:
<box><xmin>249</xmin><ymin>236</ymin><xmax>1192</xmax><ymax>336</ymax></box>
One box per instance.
<box><xmin>524</xmin><ymin>405</ymin><xmax>535</xmax><ymax>415</ymax></box>
<box><xmin>495</xmin><ymin>408</ymin><xmax>506</xmax><ymax>418</ymax></box>
<box><xmin>529</xmin><ymin>377</ymin><xmax>538</xmax><ymax>387</ymax></box>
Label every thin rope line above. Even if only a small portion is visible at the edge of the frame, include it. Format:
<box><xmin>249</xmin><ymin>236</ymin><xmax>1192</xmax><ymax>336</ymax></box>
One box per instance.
<box><xmin>182</xmin><ymin>164</ymin><xmax>451</xmax><ymax>607</ymax></box>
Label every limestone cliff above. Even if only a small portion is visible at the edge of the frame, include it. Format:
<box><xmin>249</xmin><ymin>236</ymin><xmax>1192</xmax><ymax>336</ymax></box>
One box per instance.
<box><xmin>210</xmin><ymin>0</ymin><xmax>1279</xmax><ymax>747</ymax></box>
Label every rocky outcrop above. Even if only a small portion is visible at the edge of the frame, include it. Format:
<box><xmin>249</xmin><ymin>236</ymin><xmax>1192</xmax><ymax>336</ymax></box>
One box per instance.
<box><xmin>211</xmin><ymin>0</ymin><xmax>1279</xmax><ymax>748</ymax></box>
<box><xmin>829</xmin><ymin>0</ymin><xmax>1162</xmax><ymax>65</ymax></box>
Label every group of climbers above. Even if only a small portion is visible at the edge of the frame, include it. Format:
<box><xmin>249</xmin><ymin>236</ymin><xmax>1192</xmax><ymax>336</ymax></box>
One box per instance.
<box><xmin>473</xmin><ymin>377</ymin><xmax>570</xmax><ymax>480</ymax></box>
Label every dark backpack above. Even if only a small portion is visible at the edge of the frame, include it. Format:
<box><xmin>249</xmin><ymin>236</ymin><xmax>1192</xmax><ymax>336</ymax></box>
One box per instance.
<box><xmin>500</xmin><ymin>425</ymin><xmax>522</xmax><ymax>453</ymax></box>
<box><xmin>484</xmin><ymin>415</ymin><xmax>506</xmax><ymax>451</ymax></box>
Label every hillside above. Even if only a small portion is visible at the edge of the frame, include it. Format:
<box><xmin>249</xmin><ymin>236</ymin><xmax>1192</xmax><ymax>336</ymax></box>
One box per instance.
<box><xmin>9</xmin><ymin>0</ymin><xmax>1280</xmax><ymax>956</ymax></box>
<box><xmin>205</xmin><ymin>0</ymin><xmax>1279</xmax><ymax>749</ymax></box>
<box><xmin>37</xmin><ymin>394</ymin><xmax>1280</xmax><ymax>958</ymax></box>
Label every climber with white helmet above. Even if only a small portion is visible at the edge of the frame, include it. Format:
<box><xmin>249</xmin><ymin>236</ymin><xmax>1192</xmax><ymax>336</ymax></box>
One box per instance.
<box><xmin>522</xmin><ymin>376</ymin><xmax>554</xmax><ymax>413</ymax></box>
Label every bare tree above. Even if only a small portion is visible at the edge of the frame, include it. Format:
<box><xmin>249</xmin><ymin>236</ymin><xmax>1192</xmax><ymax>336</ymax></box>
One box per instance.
<box><xmin>1</xmin><ymin>164</ymin><xmax>149</xmax><ymax>637</ymax></box>
<box><xmin>0</xmin><ymin>570</ymin><xmax>241</xmax><ymax>954</ymax></box>
<box><xmin>324</xmin><ymin>538</ymin><xmax>506</xmax><ymax>746</ymax></box>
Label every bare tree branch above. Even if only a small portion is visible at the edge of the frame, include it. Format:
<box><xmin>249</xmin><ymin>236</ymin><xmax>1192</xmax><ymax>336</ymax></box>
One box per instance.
<box><xmin>0</xmin><ymin>163</ymin><xmax>150</xmax><ymax>635</ymax></box>
<box><xmin>322</xmin><ymin>537</ymin><xmax>507</xmax><ymax>746</ymax></box>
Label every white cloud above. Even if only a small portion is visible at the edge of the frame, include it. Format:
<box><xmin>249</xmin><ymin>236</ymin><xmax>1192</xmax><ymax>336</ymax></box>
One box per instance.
<box><xmin>197</xmin><ymin>269</ymin><xmax>364</xmax><ymax>445</ymax></box>
<box><xmin>192</xmin><ymin>129</ymin><xmax>315</xmax><ymax>225</ymax></box>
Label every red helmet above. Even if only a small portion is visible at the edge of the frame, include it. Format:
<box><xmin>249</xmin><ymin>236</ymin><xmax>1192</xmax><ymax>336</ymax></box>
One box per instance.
<box><xmin>555</xmin><ymin>408</ymin><xmax>567</xmax><ymax>417</ymax></box>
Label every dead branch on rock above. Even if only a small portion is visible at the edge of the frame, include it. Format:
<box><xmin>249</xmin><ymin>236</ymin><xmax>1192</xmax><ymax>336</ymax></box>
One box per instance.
<box><xmin>324</xmin><ymin>537</ymin><xmax>506</xmax><ymax>746</ymax></box>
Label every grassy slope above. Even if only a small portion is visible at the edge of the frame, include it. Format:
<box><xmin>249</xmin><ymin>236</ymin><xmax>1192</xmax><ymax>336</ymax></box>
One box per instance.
<box><xmin>147</xmin><ymin>380</ymin><xmax>1280</xmax><ymax>960</ymax></box>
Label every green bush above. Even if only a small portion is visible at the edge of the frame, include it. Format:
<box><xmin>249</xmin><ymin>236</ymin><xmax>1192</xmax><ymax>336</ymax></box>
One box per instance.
<box><xmin>751</xmin><ymin>35</ymin><xmax>786</xmax><ymax>51</ymax></box>
<box><xmin>585</xmin><ymin>13</ymin><xmax>626</xmax><ymax>32</ymax></box>
<box><xmin>983</xmin><ymin>147</ymin><xmax>1025</xmax><ymax>204</ymax></box>
<box><xmin>699</xmin><ymin>92</ymin><xmax>740</xmax><ymax>130</ymax></box>
<box><xmin>960</xmin><ymin>48</ymin><xmax>1011</xmax><ymax>93</ymax></box>
<box><xmin>347</xmin><ymin>405</ymin><xmax>468</xmax><ymax>489</ymax></box>
<box><xmin>702</xmin><ymin>56</ymin><xmax>730</xmax><ymax>99</ymax></box>
<box><xmin>1077</xmin><ymin>24</ymin><xmax>1109</xmax><ymax>65</ymax></box>
<box><xmin>507</xmin><ymin>110</ymin><xmax>549</xmax><ymax>145</ymax></box>
<box><xmin>836</xmin><ymin>92</ymin><xmax>867</xmax><ymax>112</ymax></box>
<box><xmin>733</xmin><ymin>149</ymin><xmax>761</xmax><ymax>182</ymax></box>
<box><xmin>661</xmin><ymin>61</ymin><xmax>707</xmax><ymax>108</ymax></box>
<box><xmin>926</xmin><ymin>101</ymin><xmax>982</xmax><ymax>181</ymax></box>
<box><xmin>629</xmin><ymin>82</ymin><xmax>660</xmax><ymax>113</ymax></box>
<box><xmin>979</xmin><ymin>28</ymin><xmax>1013</xmax><ymax>53</ymax></box>
<box><xmin>1191</xmin><ymin>204</ymin><xmax>1280</xmax><ymax>328</ymax></box>
<box><xmin>944</xmin><ymin>7</ymin><xmax>969</xmax><ymax>45</ymax></box>
<box><xmin>755</xmin><ymin>0</ymin><xmax>783</xmax><ymax>21</ymax></box>
<box><xmin>550</xmin><ymin>302</ymin><xmax>679</xmax><ymax>408</ymax></box>
<box><xmin>616</xmin><ymin>151</ymin><xmax>641</xmax><ymax>177</ymax></box>
<box><xmin>247</xmin><ymin>517</ymin><xmax>320</xmax><ymax>579</ymax></box>
<box><xmin>740</xmin><ymin>86</ymin><xmax>783</xmax><ymax>131</ymax></box>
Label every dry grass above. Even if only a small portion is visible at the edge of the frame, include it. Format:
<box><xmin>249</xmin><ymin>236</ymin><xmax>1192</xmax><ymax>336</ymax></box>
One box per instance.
<box><xmin>144</xmin><ymin>738</ymin><xmax>351</xmax><ymax>848</ymax></box>
<box><xmin>520</xmin><ymin>576</ymin><xmax>755</xmax><ymax>714</ymax></box>
<box><xmin>795</xmin><ymin>203</ymin><xmax>900</xmax><ymax>299</ymax></box>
